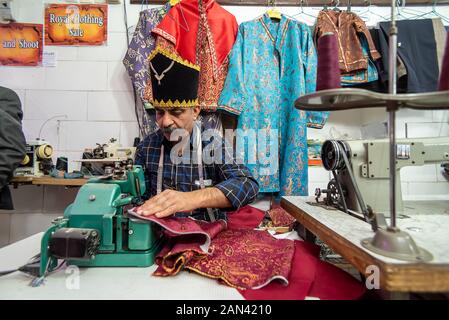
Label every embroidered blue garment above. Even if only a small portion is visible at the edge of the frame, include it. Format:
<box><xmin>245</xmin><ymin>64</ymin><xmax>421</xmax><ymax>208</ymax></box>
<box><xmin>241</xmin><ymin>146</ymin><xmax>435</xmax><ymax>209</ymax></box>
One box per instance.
<box><xmin>218</xmin><ymin>14</ymin><xmax>329</xmax><ymax>196</ymax></box>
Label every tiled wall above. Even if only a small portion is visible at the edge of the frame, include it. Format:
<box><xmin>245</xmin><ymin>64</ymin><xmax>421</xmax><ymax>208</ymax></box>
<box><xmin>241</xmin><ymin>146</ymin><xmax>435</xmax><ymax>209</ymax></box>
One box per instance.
<box><xmin>360</xmin><ymin>108</ymin><xmax>449</xmax><ymax>200</ymax></box>
<box><xmin>1</xmin><ymin>1</ymin><xmax>448</xmax><ymax>247</ymax></box>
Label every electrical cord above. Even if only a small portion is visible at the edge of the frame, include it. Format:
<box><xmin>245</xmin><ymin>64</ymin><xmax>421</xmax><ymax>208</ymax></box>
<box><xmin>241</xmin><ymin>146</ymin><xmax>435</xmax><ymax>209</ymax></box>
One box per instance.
<box><xmin>0</xmin><ymin>253</ymin><xmax>66</xmax><ymax>287</ymax></box>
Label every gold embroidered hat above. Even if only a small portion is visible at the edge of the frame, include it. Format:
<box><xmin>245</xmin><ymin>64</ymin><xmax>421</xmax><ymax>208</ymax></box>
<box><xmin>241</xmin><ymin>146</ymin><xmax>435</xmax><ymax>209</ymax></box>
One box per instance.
<box><xmin>147</xmin><ymin>46</ymin><xmax>200</xmax><ymax>108</ymax></box>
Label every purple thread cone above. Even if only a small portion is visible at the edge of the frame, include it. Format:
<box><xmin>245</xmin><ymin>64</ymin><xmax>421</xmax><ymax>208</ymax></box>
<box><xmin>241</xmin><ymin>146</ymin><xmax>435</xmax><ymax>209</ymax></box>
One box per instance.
<box><xmin>316</xmin><ymin>33</ymin><xmax>341</xmax><ymax>91</ymax></box>
<box><xmin>438</xmin><ymin>31</ymin><xmax>449</xmax><ymax>91</ymax></box>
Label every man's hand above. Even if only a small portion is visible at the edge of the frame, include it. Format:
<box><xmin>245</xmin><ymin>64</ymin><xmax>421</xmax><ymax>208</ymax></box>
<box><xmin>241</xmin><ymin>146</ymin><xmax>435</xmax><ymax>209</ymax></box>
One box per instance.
<box><xmin>136</xmin><ymin>189</ymin><xmax>195</xmax><ymax>218</ymax></box>
<box><xmin>135</xmin><ymin>187</ymin><xmax>232</xmax><ymax>219</ymax></box>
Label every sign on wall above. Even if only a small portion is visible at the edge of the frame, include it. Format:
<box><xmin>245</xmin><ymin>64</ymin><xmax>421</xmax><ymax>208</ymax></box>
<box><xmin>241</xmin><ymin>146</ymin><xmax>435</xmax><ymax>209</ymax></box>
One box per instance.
<box><xmin>0</xmin><ymin>23</ymin><xmax>43</xmax><ymax>66</ymax></box>
<box><xmin>44</xmin><ymin>3</ymin><xmax>108</xmax><ymax>46</ymax></box>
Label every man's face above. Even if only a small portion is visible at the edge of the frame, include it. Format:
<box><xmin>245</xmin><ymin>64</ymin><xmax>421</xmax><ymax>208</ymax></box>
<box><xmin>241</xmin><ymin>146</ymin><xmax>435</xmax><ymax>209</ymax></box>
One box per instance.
<box><xmin>155</xmin><ymin>107</ymin><xmax>200</xmax><ymax>142</ymax></box>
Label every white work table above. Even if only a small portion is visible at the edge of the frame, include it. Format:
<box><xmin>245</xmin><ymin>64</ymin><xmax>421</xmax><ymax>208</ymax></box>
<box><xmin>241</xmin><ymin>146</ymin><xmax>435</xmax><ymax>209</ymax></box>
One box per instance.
<box><xmin>281</xmin><ymin>196</ymin><xmax>449</xmax><ymax>294</ymax></box>
<box><xmin>0</xmin><ymin>233</ymin><xmax>243</xmax><ymax>300</ymax></box>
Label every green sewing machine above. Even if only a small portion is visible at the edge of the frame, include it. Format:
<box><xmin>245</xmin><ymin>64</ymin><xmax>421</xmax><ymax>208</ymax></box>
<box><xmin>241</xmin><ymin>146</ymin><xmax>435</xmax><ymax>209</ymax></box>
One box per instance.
<box><xmin>38</xmin><ymin>161</ymin><xmax>162</xmax><ymax>277</ymax></box>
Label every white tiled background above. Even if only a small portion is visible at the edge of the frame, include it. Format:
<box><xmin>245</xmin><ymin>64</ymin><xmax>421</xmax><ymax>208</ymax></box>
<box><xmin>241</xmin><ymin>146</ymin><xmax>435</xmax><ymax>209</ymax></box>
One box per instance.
<box><xmin>1</xmin><ymin>1</ymin><xmax>448</xmax><ymax>247</ymax></box>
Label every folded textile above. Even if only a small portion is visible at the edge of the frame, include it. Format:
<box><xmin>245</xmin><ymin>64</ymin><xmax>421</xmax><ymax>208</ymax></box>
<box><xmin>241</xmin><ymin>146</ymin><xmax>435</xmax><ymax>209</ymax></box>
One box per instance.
<box><xmin>185</xmin><ymin>228</ymin><xmax>295</xmax><ymax>289</ymax></box>
<box><xmin>226</xmin><ymin>205</ymin><xmax>265</xmax><ymax>230</ymax></box>
<box><xmin>267</xmin><ymin>207</ymin><xmax>296</xmax><ymax>228</ymax></box>
<box><xmin>239</xmin><ymin>240</ymin><xmax>366</xmax><ymax>300</ymax></box>
<box><xmin>128</xmin><ymin>209</ymin><xmax>295</xmax><ymax>289</ymax></box>
<box><xmin>227</xmin><ymin>206</ymin><xmax>367</xmax><ymax>300</ymax></box>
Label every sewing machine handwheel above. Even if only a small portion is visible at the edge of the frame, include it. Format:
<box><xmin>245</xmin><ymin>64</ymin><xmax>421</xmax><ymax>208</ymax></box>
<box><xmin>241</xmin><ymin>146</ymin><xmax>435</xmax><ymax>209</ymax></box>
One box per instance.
<box><xmin>321</xmin><ymin>140</ymin><xmax>350</xmax><ymax>171</ymax></box>
<box><xmin>326</xmin><ymin>179</ymin><xmax>347</xmax><ymax>207</ymax></box>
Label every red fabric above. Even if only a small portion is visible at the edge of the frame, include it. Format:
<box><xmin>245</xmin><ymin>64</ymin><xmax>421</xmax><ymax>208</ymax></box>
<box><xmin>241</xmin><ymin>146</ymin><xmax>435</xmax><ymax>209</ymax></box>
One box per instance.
<box><xmin>130</xmin><ymin>208</ymin><xmax>295</xmax><ymax>289</ymax></box>
<box><xmin>308</xmin><ymin>254</ymin><xmax>366</xmax><ymax>300</ymax></box>
<box><xmin>152</xmin><ymin>0</ymin><xmax>237</xmax><ymax>68</ymax></box>
<box><xmin>128</xmin><ymin>209</ymin><xmax>227</xmax><ymax>276</ymax></box>
<box><xmin>240</xmin><ymin>241</ymin><xmax>318</xmax><ymax>300</ymax></box>
<box><xmin>226</xmin><ymin>205</ymin><xmax>266</xmax><ymax>230</ymax></box>
<box><xmin>186</xmin><ymin>228</ymin><xmax>295</xmax><ymax>289</ymax></box>
<box><xmin>240</xmin><ymin>240</ymin><xmax>366</xmax><ymax>300</ymax></box>
<box><xmin>229</xmin><ymin>206</ymin><xmax>367</xmax><ymax>300</ymax></box>
<box><xmin>268</xmin><ymin>207</ymin><xmax>296</xmax><ymax>228</ymax></box>
<box><xmin>316</xmin><ymin>33</ymin><xmax>341</xmax><ymax>91</ymax></box>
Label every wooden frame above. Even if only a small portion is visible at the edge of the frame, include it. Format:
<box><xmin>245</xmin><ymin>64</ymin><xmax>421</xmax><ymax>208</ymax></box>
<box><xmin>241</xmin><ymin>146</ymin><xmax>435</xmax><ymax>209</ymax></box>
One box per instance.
<box><xmin>10</xmin><ymin>176</ymin><xmax>88</xmax><ymax>187</ymax></box>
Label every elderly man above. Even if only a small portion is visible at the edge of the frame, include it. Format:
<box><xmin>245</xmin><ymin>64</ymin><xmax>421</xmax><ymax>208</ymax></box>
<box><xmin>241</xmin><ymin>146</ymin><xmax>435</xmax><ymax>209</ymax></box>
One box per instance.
<box><xmin>134</xmin><ymin>47</ymin><xmax>258</xmax><ymax>221</ymax></box>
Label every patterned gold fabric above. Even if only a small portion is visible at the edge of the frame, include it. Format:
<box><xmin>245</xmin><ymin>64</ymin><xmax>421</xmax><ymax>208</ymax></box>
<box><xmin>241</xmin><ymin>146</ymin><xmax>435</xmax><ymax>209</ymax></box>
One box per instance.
<box><xmin>137</xmin><ymin>214</ymin><xmax>295</xmax><ymax>289</ymax></box>
<box><xmin>185</xmin><ymin>228</ymin><xmax>295</xmax><ymax>289</ymax></box>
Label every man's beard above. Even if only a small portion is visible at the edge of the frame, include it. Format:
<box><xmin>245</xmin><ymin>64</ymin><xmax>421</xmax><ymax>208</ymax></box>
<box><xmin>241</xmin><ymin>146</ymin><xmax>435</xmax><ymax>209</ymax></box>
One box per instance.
<box><xmin>162</xmin><ymin>126</ymin><xmax>189</xmax><ymax>144</ymax></box>
<box><xmin>162</xmin><ymin>126</ymin><xmax>176</xmax><ymax>136</ymax></box>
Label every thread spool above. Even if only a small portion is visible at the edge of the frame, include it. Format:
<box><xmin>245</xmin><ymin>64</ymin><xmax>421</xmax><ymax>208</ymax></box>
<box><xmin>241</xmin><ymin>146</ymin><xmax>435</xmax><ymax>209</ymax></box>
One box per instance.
<box><xmin>56</xmin><ymin>157</ymin><xmax>68</xmax><ymax>172</ymax></box>
<box><xmin>316</xmin><ymin>32</ymin><xmax>341</xmax><ymax>91</ymax></box>
<box><xmin>36</xmin><ymin>144</ymin><xmax>53</xmax><ymax>160</ymax></box>
<box><xmin>438</xmin><ymin>31</ymin><xmax>449</xmax><ymax>91</ymax></box>
<box><xmin>21</xmin><ymin>155</ymin><xmax>30</xmax><ymax>165</ymax></box>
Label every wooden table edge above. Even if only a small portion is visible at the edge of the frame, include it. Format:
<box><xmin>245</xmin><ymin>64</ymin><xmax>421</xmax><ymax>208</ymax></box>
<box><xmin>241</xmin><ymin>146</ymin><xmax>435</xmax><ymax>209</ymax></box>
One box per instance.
<box><xmin>281</xmin><ymin>197</ymin><xmax>449</xmax><ymax>293</ymax></box>
<box><xmin>10</xmin><ymin>176</ymin><xmax>88</xmax><ymax>187</ymax></box>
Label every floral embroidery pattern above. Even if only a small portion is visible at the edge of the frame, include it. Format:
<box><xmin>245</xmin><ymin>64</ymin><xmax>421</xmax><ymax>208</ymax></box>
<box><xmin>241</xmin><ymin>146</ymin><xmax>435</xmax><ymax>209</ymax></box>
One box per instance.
<box><xmin>218</xmin><ymin>15</ymin><xmax>329</xmax><ymax>196</ymax></box>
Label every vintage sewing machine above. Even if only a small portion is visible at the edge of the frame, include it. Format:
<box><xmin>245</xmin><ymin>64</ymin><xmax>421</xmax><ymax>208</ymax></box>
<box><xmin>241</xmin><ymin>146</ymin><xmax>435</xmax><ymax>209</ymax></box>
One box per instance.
<box><xmin>14</xmin><ymin>140</ymin><xmax>53</xmax><ymax>177</ymax></box>
<box><xmin>80</xmin><ymin>138</ymin><xmax>137</xmax><ymax>176</ymax></box>
<box><xmin>315</xmin><ymin>137</ymin><xmax>449</xmax><ymax>223</ymax></box>
<box><xmin>37</xmin><ymin>161</ymin><xmax>161</xmax><ymax>277</ymax></box>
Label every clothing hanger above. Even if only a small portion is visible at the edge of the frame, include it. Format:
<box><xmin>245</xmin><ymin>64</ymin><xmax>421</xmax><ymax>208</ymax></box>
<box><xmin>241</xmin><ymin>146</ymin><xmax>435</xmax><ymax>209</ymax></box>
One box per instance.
<box><xmin>405</xmin><ymin>0</ymin><xmax>449</xmax><ymax>24</ymax></box>
<box><xmin>394</xmin><ymin>0</ymin><xmax>425</xmax><ymax>20</ymax></box>
<box><xmin>293</xmin><ymin>0</ymin><xmax>317</xmax><ymax>23</ymax></box>
<box><xmin>266</xmin><ymin>0</ymin><xmax>282</xmax><ymax>20</ymax></box>
<box><xmin>140</xmin><ymin>0</ymin><xmax>149</xmax><ymax>11</ymax></box>
<box><xmin>166</xmin><ymin>0</ymin><xmax>190</xmax><ymax>32</ymax></box>
<box><xmin>323</xmin><ymin>0</ymin><xmax>342</xmax><ymax>12</ymax></box>
<box><xmin>332</xmin><ymin>0</ymin><xmax>342</xmax><ymax>12</ymax></box>
<box><xmin>354</xmin><ymin>0</ymin><xmax>385</xmax><ymax>22</ymax></box>
<box><xmin>398</xmin><ymin>0</ymin><xmax>430</xmax><ymax>18</ymax></box>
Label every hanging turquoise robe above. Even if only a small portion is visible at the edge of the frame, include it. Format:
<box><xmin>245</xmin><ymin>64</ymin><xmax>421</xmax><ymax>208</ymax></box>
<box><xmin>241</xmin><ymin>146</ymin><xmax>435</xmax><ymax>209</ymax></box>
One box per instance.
<box><xmin>218</xmin><ymin>14</ymin><xmax>329</xmax><ymax>196</ymax></box>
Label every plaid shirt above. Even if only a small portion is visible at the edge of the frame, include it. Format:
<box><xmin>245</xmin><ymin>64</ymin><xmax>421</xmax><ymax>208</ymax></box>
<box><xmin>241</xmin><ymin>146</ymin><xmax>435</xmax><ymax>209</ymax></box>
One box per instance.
<box><xmin>135</xmin><ymin>129</ymin><xmax>259</xmax><ymax>221</ymax></box>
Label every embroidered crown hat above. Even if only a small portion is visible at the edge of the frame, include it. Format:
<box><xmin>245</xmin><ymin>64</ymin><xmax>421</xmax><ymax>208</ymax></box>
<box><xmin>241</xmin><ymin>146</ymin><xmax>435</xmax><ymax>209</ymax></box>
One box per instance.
<box><xmin>147</xmin><ymin>46</ymin><xmax>200</xmax><ymax>108</ymax></box>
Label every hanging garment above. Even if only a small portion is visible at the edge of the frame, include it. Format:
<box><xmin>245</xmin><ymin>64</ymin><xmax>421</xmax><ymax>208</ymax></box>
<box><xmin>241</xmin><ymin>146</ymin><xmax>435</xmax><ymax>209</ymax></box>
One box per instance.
<box><xmin>131</xmin><ymin>214</ymin><xmax>295</xmax><ymax>290</ymax></box>
<box><xmin>122</xmin><ymin>4</ymin><xmax>170</xmax><ymax>135</ymax></box>
<box><xmin>365</xmin><ymin>28</ymin><xmax>407</xmax><ymax>93</ymax></box>
<box><xmin>314</xmin><ymin>10</ymin><xmax>381</xmax><ymax>73</ymax></box>
<box><xmin>432</xmin><ymin>18</ymin><xmax>447</xmax><ymax>74</ymax></box>
<box><xmin>152</xmin><ymin>0</ymin><xmax>238</xmax><ymax>110</ymax></box>
<box><xmin>123</xmin><ymin>4</ymin><xmax>170</xmax><ymax>106</ymax></box>
<box><xmin>340</xmin><ymin>35</ymin><xmax>378</xmax><ymax>86</ymax></box>
<box><xmin>378</xmin><ymin>19</ymin><xmax>439</xmax><ymax>93</ymax></box>
<box><xmin>218</xmin><ymin>14</ymin><xmax>329</xmax><ymax>196</ymax></box>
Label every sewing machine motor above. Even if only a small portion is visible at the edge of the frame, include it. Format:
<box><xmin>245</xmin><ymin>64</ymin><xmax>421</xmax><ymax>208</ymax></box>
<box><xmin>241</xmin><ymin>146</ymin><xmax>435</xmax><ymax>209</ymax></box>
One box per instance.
<box><xmin>38</xmin><ymin>162</ymin><xmax>162</xmax><ymax>277</ymax></box>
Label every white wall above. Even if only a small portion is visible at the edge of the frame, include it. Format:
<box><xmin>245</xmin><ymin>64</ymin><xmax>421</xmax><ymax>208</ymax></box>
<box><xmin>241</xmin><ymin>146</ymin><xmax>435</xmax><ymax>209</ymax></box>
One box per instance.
<box><xmin>1</xmin><ymin>1</ymin><xmax>448</xmax><ymax>247</ymax></box>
